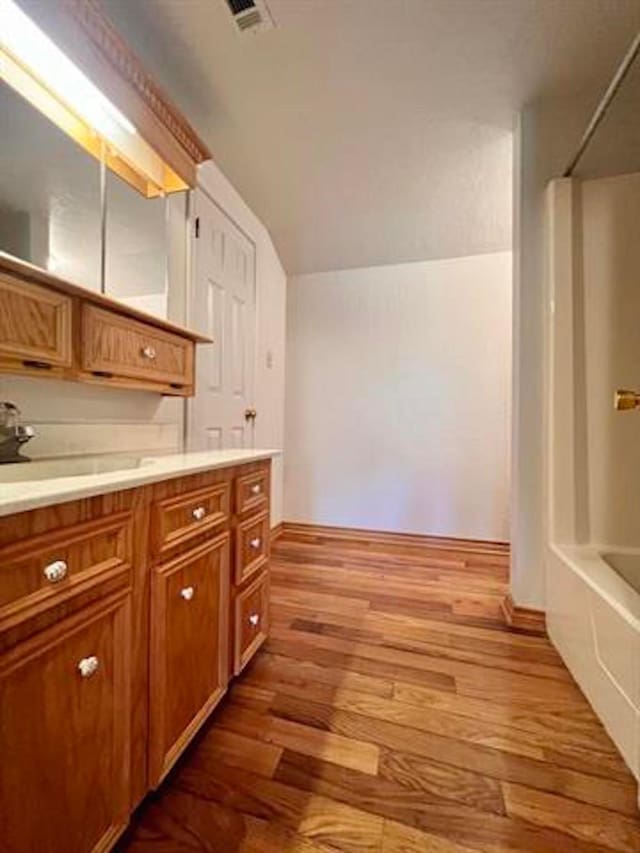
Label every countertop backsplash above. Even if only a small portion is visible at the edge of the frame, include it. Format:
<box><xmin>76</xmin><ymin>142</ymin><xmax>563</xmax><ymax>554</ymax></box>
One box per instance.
<box><xmin>0</xmin><ymin>374</ymin><xmax>184</xmax><ymax>459</ymax></box>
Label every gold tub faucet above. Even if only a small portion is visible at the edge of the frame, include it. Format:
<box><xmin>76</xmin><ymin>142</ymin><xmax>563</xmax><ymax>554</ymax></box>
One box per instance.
<box><xmin>614</xmin><ymin>390</ymin><xmax>640</xmax><ymax>410</ymax></box>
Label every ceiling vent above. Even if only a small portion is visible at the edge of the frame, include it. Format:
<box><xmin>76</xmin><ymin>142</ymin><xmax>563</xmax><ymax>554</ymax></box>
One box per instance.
<box><xmin>224</xmin><ymin>0</ymin><xmax>275</xmax><ymax>34</ymax></box>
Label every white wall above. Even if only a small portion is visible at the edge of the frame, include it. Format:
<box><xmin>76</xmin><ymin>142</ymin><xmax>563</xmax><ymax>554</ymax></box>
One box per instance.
<box><xmin>285</xmin><ymin>252</ymin><xmax>512</xmax><ymax>542</ymax></box>
<box><xmin>197</xmin><ymin>162</ymin><xmax>287</xmax><ymax>527</ymax></box>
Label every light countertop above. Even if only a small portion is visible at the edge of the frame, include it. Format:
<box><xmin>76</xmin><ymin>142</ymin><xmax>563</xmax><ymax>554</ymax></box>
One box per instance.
<box><xmin>0</xmin><ymin>449</ymin><xmax>281</xmax><ymax>517</ymax></box>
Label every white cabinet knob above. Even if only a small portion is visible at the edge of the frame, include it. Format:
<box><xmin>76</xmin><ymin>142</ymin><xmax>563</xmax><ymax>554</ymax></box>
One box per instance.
<box><xmin>43</xmin><ymin>559</ymin><xmax>68</xmax><ymax>583</ymax></box>
<box><xmin>250</xmin><ymin>537</ymin><xmax>261</xmax><ymax>550</ymax></box>
<box><xmin>78</xmin><ymin>656</ymin><xmax>99</xmax><ymax>678</ymax></box>
<box><xmin>192</xmin><ymin>506</ymin><xmax>206</xmax><ymax>521</ymax></box>
<box><xmin>250</xmin><ymin>484</ymin><xmax>261</xmax><ymax>495</ymax></box>
<box><xmin>181</xmin><ymin>586</ymin><xmax>195</xmax><ymax>601</ymax></box>
<box><xmin>141</xmin><ymin>345</ymin><xmax>157</xmax><ymax>360</ymax></box>
<box><xmin>248</xmin><ymin>613</ymin><xmax>260</xmax><ymax>627</ymax></box>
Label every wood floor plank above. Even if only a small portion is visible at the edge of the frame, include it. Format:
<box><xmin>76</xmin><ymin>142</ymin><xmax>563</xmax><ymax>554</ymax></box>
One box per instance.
<box><xmin>268</xmin><ymin>693</ymin><xmax>639</xmax><ymax>816</ymax></box>
<box><xmin>269</xmin><ymin>624</ymin><xmax>588</xmax><ymax>701</ymax></box>
<box><xmin>269</xmin><ymin>715</ymin><xmax>380</xmax><ymax>776</ymax></box>
<box><xmin>120</xmin><ymin>531</ymin><xmax>638</xmax><ymax>853</ymax></box>
<box><xmin>212</xmin><ymin>694</ymin><xmax>380</xmax><ymax>776</ymax></box>
<box><xmin>175</xmin><ymin>761</ymin><xmax>385</xmax><ymax>853</ymax></box>
<box><xmin>392</xmin><ymin>682</ymin><xmax>623</xmax><ymax>759</ymax></box>
<box><xmin>196</xmin><ymin>727</ymin><xmax>283</xmax><ymax>779</ymax></box>
<box><xmin>283</xmin><ymin>615</ymin><xmax>572</xmax><ymax>681</ymax></box>
<box><xmin>248</xmin><ymin>650</ymin><xmax>395</xmax><ymax>698</ymax></box>
<box><xmin>266</xmin><ymin>634</ymin><xmax>458</xmax><ymax>692</ymax></box>
<box><xmin>273</xmin><ymin>750</ymin><xmax>610</xmax><ymax>853</ymax></box>
<box><xmin>381</xmin><ymin>819</ymin><xmax>480</xmax><ymax>853</ymax></box>
<box><xmin>502</xmin><ymin>782</ymin><xmax>640</xmax><ymax>853</ymax></box>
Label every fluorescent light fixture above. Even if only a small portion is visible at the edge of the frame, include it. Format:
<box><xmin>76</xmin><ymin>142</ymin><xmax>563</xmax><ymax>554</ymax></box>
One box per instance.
<box><xmin>0</xmin><ymin>0</ymin><xmax>188</xmax><ymax>197</ymax></box>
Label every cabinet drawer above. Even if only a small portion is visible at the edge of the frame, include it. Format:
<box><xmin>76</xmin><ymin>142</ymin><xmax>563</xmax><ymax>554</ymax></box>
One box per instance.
<box><xmin>235</xmin><ymin>510</ymin><xmax>269</xmax><ymax>585</ymax></box>
<box><xmin>150</xmin><ymin>534</ymin><xmax>229</xmax><ymax>784</ymax></box>
<box><xmin>233</xmin><ymin>570</ymin><xmax>269</xmax><ymax>675</ymax></box>
<box><xmin>235</xmin><ymin>468</ymin><xmax>269</xmax><ymax>516</ymax></box>
<box><xmin>0</xmin><ymin>591</ymin><xmax>131</xmax><ymax>853</ymax></box>
<box><xmin>153</xmin><ymin>482</ymin><xmax>229</xmax><ymax>556</ymax></box>
<box><xmin>0</xmin><ymin>512</ymin><xmax>132</xmax><ymax>632</ymax></box>
<box><xmin>0</xmin><ymin>273</ymin><xmax>72</xmax><ymax>367</ymax></box>
<box><xmin>81</xmin><ymin>304</ymin><xmax>194</xmax><ymax>389</ymax></box>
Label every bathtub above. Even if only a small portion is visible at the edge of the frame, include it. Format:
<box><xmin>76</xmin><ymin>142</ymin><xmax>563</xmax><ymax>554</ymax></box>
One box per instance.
<box><xmin>546</xmin><ymin>544</ymin><xmax>640</xmax><ymax>796</ymax></box>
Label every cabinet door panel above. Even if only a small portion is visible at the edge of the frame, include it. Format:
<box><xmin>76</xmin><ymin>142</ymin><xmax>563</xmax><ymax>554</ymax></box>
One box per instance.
<box><xmin>0</xmin><ymin>592</ymin><xmax>131</xmax><ymax>853</ymax></box>
<box><xmin>0</xmin><ymin>274</ymin><xmax>72</xmax><ymax>367</ymax></box>
<box><xmin>150</xmin><ymin>533</ymin><xmax>229</xmax><ymax>784</ymax></box>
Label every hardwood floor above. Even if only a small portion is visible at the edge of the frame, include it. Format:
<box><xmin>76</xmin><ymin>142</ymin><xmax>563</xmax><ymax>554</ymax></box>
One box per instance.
<box><xmin>119</xmin><ymin>530</ymin><xmax>640</xmax><ymax>852</ymax></box>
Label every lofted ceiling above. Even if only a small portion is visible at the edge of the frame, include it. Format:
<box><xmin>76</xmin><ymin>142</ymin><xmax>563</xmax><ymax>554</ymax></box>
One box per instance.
<box><xmin>102</xmin><ymin>0</ymin><xmax>640</xmax><ymax>274</ymax></box>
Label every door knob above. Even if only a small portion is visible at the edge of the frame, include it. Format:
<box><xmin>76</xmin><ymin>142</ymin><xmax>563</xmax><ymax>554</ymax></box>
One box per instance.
<box><xmin>244</xmin><ymin>408</ymin><xmax>257</xmax><ymax>421</ymax></box>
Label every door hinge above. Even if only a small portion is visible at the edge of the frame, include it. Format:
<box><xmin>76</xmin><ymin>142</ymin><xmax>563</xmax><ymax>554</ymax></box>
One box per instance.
<box><xmin>194</xmin><ymin>216</ymin><xmax>200</xmax><ymax>238</ymax></box>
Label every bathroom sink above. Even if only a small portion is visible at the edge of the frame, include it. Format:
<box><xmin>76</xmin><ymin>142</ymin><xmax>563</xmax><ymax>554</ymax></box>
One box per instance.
<box><xmin>0</xmin><ymin>454</ymin><xmax>157</xmax><ymax>482</ymax></box>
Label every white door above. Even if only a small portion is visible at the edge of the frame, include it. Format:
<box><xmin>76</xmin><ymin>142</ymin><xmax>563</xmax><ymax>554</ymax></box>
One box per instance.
<box><xmin>188</xmin><ymin>190</ymin><xmax>257</xmax><ymax>450</ymax></box>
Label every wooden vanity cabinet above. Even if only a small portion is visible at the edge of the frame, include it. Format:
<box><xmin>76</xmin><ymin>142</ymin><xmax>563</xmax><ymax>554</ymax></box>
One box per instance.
<box><xmin>0</xmin><ymin>458</ymin><xmax>271</xmax><ymax>851</ymax></box>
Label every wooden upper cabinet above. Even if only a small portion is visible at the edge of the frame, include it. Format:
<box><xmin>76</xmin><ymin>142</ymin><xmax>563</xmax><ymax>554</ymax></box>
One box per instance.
<box><xmin>81</xmin><ymin>305</ymin><xmax>195</xmax><ymax>392</ymax></box>
<box><xmin>0</xmin><ymin>257</ymin><xmax>209</xmax><ymax>395</ymax></box>
<box><xmin>149</xmin><ymin>533</ymin><xmax>230</xmax><ymax>785</ymax></box>
<box><xmin>0</xmin><ymin>273</ymin><xmax>72</xmax><ymax>369</ymax></box>
<box><xmin>0</xmin><ymin>590</ymin><xmax>131</xmax><ymax>853</ymax></box>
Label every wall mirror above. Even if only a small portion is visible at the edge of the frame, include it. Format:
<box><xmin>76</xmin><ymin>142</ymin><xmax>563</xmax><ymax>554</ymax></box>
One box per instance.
<box><xmin>0</xmin><ymin>76</ymin><xmax>185</xmax><ymax>321</ymax></box>
<box><xmin>0</xmin><ymin>79</ymin><xmax>103</xmax><ymax>292</ymax></box>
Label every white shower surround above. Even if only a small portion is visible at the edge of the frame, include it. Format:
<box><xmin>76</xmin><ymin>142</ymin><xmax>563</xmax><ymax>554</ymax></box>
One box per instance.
<box><xmin>545</xmin><ymin>177</ymin><xmax>640</xmax><ymax>799</ymax></box>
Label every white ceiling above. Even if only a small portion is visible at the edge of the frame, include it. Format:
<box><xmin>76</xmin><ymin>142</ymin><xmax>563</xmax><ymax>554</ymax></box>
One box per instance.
<box><xmin>104</xmin><ymin>0</ymin><xmax>640</xmax><ymax>274</ymax></box>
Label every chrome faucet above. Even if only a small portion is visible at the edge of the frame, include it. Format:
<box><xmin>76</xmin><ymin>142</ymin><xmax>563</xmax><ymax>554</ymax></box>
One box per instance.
<box><xmin>0</xmin><ymin>402</ymin><xmax>35</xmax><ymax>463</ymax></box>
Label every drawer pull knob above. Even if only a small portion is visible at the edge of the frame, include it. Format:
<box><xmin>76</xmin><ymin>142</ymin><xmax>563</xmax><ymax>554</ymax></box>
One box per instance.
<box><xmin>44</xmin><ymin>559</ymin><xmax>68</xmax><ymax>583</ymax></box>
<box><xmin>141</xmin><ymin>345</ymin><xmax>157</xmax><ymax>360</ymax></box>
<box><xmin>250</xmin><ymin>484</ymin><xmax>261</xmax><ymax>495</ymax></box>
<box><xmin>250</xmin><ymin>537</ymin><xmax>261</xmax><ymax>550</ymax></box>
<box><xmin>248</xmin><ymin>613</ymin><xmax>260</xmax><ymax>627</ymax></box>
<box><xmin>78</xmin><ymin>656</ymin><xmax>99</xmax><ymax>678</ymax></box>
<box><xmin>192</xmin><ymin>506</ymin><xmax>207</xmax><ymax>521</ymax></box>
<box><xmin>181</xmin><ymin>586</ymin><xmax>195</xmax><ymax>601</ymax></box>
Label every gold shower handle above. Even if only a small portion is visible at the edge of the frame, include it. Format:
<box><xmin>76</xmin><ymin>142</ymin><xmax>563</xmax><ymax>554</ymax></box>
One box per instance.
<box><xmin>614</xmin><ymin>390</ymin><xmax>640</xmax><ymax>410</ymax></box>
